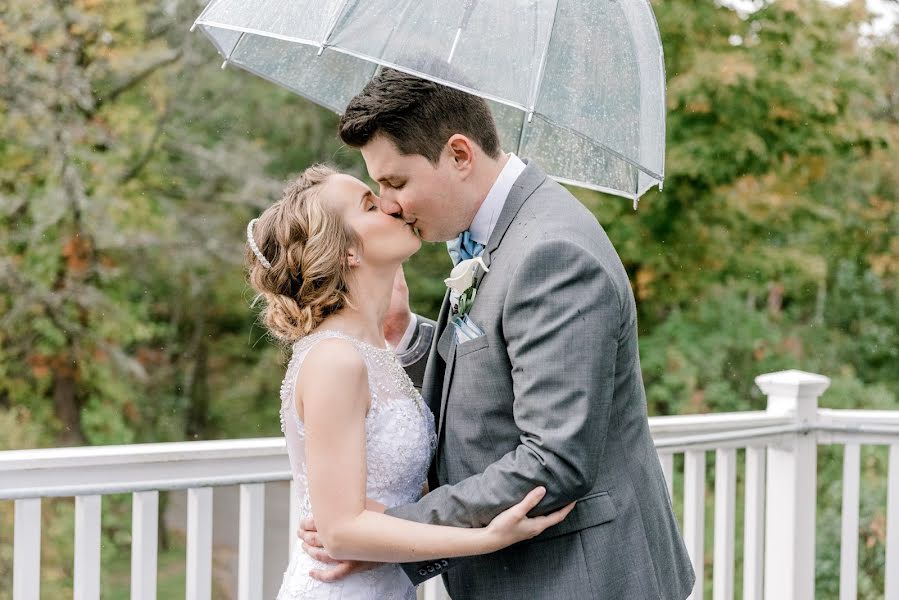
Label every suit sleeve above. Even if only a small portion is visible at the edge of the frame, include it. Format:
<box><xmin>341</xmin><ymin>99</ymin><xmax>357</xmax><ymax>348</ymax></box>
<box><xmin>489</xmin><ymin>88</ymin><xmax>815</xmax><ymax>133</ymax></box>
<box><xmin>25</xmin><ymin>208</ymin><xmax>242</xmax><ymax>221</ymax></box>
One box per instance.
<box><xmin>387</xmin><ymin>239</ymin><xmax>622</xmax><ymax>582</ymax></box>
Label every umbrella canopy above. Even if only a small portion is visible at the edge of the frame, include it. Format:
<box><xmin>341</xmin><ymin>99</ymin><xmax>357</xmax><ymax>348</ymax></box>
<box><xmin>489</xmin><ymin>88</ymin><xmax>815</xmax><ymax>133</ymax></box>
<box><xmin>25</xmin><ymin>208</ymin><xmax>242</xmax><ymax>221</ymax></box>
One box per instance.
<box><xmin>192</xmin><ymin>0</ymin><xmax>666</xmax><ymax>204</ymax></box>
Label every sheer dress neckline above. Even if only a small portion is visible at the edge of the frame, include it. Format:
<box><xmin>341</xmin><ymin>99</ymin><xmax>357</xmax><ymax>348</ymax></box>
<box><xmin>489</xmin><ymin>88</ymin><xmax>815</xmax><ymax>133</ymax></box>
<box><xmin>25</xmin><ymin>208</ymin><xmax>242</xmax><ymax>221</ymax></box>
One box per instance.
<box><xmin>300</xmin><ymin>328</ymin><xmax>394</xmax><ymax>354</ymax></box>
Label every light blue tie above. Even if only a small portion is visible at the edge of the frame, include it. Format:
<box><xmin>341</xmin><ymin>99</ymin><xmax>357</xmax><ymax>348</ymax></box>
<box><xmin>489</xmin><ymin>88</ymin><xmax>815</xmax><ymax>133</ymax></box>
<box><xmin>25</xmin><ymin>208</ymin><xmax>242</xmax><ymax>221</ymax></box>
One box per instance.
<box><xmin>446</xmin><ymin>230</ymin><xmax>485</xmax><ymax>266</ymax></box>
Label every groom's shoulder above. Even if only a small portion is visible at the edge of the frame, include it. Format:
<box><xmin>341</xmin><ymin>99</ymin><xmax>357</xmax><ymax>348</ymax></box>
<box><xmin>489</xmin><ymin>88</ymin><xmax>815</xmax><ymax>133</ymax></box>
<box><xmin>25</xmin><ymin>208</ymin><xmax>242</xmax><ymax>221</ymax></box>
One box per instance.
<box><xmin>523</xmin><ymin>177</ymin><xmax>610</xmax><ymax>245</ymax></box>
<box><xmin>512</xmin><ymin>176</ymin><xmax>631</xmax><ymax>295</ymax></box>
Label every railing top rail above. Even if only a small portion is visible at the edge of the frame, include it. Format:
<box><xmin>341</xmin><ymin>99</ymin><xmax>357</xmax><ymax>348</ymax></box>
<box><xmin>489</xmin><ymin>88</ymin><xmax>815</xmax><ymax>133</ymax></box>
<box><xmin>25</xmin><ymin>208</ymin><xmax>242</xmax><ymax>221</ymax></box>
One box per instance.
<box><xmin>0</xmin><ymin>437</ymin><xmax>286</xmax><ymax>472</ymax></box>
<box><xmin>3</xmin><ymin>405</ymin><xmax>898</xmax><ymax>499</ymax></box>
<box><xmin>654</xmin><ymin>424</ymin><xmax>802</xmax><ymax>452</ymax></box>
<box><xmin>648</xmin><ymin>411</ymin><xmax>792</xmax><ymax>436</ymax></box>
<box><xmin>818</xmin><ymin>408</ymin><xmax>899</xmax><ymax>427</ymax></box>
<box><xmin>1</xmin><ymin>471</ymin><xmax>294</xmax><ymax>501</ymax></box>
<box><xmin>0</xmin><ymin>437</ymin><xmax>293</xmax><ymax>500</ymax></box>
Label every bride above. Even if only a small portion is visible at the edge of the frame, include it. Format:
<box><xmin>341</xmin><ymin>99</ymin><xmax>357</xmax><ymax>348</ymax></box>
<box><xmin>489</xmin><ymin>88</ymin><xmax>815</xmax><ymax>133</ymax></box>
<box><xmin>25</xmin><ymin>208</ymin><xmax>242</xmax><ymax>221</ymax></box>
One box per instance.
<box><xmin>246</xmin><ymin>165</ymin><xmax>573</xmax><ymax>599</ymax></box>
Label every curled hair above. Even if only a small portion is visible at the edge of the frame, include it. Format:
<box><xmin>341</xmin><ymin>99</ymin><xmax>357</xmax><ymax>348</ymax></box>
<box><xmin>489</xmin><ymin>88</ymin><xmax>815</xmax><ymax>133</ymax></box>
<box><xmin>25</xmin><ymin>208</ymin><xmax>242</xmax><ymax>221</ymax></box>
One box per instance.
<box><xmin>246</xmin><ymin>165</ymin><xmax>359</xmax><ymax>343</ymax></box>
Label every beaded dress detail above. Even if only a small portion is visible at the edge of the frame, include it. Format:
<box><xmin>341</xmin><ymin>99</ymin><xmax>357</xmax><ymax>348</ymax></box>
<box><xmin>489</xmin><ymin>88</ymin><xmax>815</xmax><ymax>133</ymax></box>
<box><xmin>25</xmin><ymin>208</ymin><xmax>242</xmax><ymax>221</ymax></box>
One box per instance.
<box><xmin>275</xmin><ymin>330</ymin><xmax>436</xmax><ymax>600</ymax></box>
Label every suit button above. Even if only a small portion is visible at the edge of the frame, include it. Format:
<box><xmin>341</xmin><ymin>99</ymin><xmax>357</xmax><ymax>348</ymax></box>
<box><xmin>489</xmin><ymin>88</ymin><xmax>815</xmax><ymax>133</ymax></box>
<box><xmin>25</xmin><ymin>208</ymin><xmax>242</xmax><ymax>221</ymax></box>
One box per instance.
<box><xmin>418</xmin><ymin>569</ymin><xmax>428</xmax><ymax>576</ymax></box>
<box><xmin>427</xmin><ymin>565</ymin><xmax>435</xmax><ymax>572</ymax></box>
<box><xmin>440</xmin><ymin>559</ymin><xmax>449</xmax><ymax>567</ymax></box>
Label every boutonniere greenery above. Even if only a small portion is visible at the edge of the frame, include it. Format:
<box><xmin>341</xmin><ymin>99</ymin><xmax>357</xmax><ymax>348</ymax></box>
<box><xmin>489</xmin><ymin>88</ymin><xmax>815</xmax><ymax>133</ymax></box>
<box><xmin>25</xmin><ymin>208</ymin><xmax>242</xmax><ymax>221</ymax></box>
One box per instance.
<box><xmin>445</xmin><ymin>256</ymin><xmax>489</xmax><ymax>317</ymax></box>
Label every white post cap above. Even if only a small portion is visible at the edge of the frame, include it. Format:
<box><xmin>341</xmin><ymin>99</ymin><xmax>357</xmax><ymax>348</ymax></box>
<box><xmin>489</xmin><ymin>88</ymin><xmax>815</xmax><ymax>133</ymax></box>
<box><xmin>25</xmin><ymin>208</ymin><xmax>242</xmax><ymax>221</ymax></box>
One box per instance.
<box><xmin>755</xmin><ymin>370</ymin><xmax>831</xmax><ymax>418</ymax></box>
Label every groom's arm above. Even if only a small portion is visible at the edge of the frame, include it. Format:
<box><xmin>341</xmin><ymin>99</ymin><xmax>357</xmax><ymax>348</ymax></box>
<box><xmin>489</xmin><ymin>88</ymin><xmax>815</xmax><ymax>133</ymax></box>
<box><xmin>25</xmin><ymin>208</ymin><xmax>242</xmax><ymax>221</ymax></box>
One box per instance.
<box><xmin>387</xmin><ymin>240</ymin><xmax>621</xmax><ymax>579</ymax></box>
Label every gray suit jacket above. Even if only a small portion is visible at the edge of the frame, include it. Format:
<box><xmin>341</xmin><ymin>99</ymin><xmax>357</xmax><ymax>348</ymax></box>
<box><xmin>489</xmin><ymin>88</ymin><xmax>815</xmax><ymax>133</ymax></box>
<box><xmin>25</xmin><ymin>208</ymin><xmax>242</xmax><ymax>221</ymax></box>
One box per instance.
<box><xmin>393</xmin><ymin>162</ymin><xmax>694</xmax><ymax>599</ymax></box>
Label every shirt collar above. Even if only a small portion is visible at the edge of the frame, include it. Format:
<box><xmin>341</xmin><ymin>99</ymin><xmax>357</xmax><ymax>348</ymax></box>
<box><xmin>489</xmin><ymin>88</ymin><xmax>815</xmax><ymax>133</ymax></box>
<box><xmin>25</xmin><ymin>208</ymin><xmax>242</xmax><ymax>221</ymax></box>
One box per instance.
<box><xmin>468</xmin><ymin>153</ymin><xmax>526</xmax><ymax>246</ymax></box>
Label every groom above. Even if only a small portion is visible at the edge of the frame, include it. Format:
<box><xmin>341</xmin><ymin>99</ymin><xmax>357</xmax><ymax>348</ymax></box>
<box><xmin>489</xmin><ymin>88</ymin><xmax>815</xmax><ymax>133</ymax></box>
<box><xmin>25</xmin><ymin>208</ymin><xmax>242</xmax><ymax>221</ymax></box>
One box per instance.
<box><xmin>301</xmin><ymin>68</ymin><xmax>694</xmax><ymax>599</ymax></box>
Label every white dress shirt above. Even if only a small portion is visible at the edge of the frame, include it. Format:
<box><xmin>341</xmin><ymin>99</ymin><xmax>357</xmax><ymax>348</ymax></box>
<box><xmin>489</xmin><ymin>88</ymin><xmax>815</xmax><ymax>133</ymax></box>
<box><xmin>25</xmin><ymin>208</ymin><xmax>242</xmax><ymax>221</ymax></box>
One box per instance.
<box><xmin>468</xmin><ymin>153</ymin><xmax>527</xmax><ymax>246</ymax></box>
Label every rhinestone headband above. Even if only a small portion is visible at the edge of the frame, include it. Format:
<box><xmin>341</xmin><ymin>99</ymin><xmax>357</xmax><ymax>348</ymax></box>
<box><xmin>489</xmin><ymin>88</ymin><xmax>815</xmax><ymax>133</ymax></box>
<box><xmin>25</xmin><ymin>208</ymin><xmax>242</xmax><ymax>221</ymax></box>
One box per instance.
<box><xmin>246</xmin><ymin>218</ymin><xmax>272</xmax><ymax>269</ymax></box>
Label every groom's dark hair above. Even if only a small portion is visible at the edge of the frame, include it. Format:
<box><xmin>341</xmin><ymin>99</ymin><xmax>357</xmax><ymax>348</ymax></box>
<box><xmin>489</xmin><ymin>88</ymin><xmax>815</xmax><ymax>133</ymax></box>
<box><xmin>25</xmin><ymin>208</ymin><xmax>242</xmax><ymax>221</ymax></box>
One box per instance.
<box><xmin>338</xmin><ymin>68</ymin><xmax>501</xmax><ymax>164</ymax></box>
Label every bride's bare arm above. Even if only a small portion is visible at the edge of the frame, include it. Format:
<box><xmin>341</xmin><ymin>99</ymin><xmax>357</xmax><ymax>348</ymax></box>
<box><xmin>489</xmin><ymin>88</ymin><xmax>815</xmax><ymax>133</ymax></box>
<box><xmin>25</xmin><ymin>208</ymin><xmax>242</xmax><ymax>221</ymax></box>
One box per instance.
<box><xmin>298</xmin><ymin>339</ymin><xmax>572</xmax><ymax>563</ymax></box>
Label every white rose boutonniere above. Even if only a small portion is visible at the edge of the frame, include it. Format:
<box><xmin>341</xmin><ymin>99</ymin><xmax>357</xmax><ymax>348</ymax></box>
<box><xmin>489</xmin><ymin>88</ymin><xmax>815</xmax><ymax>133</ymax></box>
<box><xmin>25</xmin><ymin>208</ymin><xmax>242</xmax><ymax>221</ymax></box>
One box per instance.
<box><xmin>445</xmin><ymin>256</ymin><xmax>489</xmax><ymax>316</ymax></box>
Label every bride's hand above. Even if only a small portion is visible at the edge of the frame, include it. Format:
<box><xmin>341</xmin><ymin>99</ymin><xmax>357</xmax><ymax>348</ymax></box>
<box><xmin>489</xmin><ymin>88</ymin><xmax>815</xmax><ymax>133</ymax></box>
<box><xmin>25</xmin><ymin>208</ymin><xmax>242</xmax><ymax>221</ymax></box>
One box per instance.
<box><xmin>485</xmin><ymin>487</ymin><xmax>575</xmax><ymax>550</ymax></box>
<box><xmin>384</xmin><ymin>266</ymin><xmax>413</xmax><ymax>347</ymax></box>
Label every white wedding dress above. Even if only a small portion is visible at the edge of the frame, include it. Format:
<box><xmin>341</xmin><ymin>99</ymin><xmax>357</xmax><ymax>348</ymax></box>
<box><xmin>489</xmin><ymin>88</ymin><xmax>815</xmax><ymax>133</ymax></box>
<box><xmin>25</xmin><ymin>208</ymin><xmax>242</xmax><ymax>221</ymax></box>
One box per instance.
<box><xmin>275</xmin><ymin>330</ymin><xmax>437</xmax><ymax>600</ymax></box>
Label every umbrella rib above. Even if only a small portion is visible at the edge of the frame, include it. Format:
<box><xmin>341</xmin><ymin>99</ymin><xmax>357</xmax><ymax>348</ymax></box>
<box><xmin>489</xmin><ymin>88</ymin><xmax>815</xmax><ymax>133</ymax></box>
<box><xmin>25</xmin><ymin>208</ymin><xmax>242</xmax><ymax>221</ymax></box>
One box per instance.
<box><xmin>221</xmin><ymin>32</ymin><xmax>246</xmax><ymax>69</ymax></box>
<box><xmin>317</xmin><ymin>0</ymin><xmax>351</xmax><ymax>55</ymax></box>
<box><xmin>517</xmin><ymin>0</ymin><xmax>560</xmax><ymax>156</ymax></box>
<box><xmin>449</xmin><ymin>0</ymin><xmax>478</xmax><ymax>64</ymax></box>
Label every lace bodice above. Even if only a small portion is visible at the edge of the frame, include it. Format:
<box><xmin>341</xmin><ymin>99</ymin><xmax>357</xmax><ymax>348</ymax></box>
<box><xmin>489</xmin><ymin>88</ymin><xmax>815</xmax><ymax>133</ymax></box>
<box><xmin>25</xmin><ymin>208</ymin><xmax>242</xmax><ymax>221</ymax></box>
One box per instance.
<box><xmin>275</xmin><ymin>330</ymin><xmax>436</xmax><ymax>600</ymax></box>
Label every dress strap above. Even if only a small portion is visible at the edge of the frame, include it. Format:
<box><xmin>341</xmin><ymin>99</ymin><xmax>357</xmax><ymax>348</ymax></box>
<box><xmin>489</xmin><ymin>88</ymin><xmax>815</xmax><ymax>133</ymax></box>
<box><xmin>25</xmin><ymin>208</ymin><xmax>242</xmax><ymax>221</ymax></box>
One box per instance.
<box><xmin>280</xmin><ymin>330</ymin><xmax>391</xmax><ymax>433</ymax></box>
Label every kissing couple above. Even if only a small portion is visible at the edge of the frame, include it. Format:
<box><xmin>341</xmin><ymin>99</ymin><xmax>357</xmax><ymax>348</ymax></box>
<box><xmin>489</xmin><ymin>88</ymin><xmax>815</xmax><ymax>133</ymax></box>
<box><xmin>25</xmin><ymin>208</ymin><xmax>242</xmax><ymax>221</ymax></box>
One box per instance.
<box><xmin>246</xmin><ymin>68</ymin><xmax>694</xmax><ymax>600</ymax></box>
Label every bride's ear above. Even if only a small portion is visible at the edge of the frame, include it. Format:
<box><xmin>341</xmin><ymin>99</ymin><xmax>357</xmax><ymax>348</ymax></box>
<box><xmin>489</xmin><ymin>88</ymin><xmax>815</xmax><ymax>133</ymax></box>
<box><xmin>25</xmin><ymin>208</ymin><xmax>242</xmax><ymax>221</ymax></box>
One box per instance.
<box><xmin>347</xmin><ymin>248</ymin><xmax>362</xmax><ymax>267</ymax></box>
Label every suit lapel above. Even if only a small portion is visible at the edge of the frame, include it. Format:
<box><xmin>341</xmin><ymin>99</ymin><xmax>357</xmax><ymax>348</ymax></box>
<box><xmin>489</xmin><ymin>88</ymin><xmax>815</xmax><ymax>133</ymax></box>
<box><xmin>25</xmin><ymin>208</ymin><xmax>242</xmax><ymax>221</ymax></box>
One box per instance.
<box><xmin>435</xmin><ymin>162</ymin><xmax>547</xmax><ymax>445</ymax></box>
<box><xmin>436</xmin><ymin>327</ymin><xmax>457</xmax><ymax>444</ymax></box>
<box><xmin>432</xmin><ymin>291</ymin><xmax>454</xmax><ymax>465</ymax></box>
<box><xmin>427</xmin><ymin>290</ymin><xmax>451</xmax><ymax>409</ymax></box>
<box><xmin>481</xmin><ymin>161</ymin><xmax>547</xmax><ymax>269</ymax></box>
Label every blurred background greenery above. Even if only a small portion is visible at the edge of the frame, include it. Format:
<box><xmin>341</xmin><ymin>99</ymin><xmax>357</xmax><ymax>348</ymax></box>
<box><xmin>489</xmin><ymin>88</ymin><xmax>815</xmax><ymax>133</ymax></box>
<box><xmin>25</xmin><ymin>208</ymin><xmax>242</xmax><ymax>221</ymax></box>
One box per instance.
<box><xmin>1</xmin><ymin>0</ymin><xmax>896</xmax><ymax>597</ymax></box>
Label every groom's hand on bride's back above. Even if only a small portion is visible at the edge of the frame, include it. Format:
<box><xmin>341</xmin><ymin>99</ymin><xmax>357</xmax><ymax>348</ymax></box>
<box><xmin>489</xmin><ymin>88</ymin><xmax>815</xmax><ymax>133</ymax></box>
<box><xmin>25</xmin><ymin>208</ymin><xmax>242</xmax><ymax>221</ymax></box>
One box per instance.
<box><xmin>299</xmin><ymin>498</ymin><xmax>386</xmax><ymax>582</ymax></box>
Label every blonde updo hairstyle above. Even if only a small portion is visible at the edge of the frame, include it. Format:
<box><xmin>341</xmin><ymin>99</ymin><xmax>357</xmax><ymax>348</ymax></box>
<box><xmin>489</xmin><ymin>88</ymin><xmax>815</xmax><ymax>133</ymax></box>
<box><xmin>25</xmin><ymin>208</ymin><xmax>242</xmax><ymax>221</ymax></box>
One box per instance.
<box><xmin>246</xmin><ymin>164</ymin><xmax>360</xmax><ymax>343</ymax></box>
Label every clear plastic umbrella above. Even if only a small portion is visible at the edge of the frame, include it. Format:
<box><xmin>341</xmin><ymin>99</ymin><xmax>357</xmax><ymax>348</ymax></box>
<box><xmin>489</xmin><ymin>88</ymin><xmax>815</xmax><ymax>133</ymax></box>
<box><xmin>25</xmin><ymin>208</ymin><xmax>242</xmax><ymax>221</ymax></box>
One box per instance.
<box><xmin>192</xmin><ymin>0</ymin><xmax>666</xmax><ymax>205</ymax></box>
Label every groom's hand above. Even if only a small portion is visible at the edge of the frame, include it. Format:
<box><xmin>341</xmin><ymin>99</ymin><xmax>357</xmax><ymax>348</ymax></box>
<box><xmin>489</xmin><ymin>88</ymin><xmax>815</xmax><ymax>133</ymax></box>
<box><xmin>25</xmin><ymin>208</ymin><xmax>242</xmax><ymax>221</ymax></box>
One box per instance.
<box><xmin>299</xmin><ymin>499</ymin><xmax>386</xmax><ymax>582</ymax></box>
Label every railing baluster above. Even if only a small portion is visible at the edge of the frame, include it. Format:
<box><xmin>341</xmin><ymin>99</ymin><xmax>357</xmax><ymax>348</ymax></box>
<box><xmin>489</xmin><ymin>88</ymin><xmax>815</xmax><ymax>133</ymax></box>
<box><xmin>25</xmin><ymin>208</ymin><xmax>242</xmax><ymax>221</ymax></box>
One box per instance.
<box><xmin>186</xmin><ymin>487</ymin><xmax>213</xmax><ymax>600</ymax></box>
<box><xmin>289</xmin><ymin>479</ymin><xmax>299</xmax><ymax>556</ymax></box>
<box><xmin>886</xmin><ymin>444</ymin><xmax>899</xmax><ymax>600</ymax></box>
<box><xmin>839</xmin><ymin>443</ymin><xmax>861</xmax><ymax>600</ymax></box>
<box><xmin>131</xmin><ymin>491</ymin><xmax>159</xmax><ymax>600</ymax></box>
<box><xmin>238</xmin><ymin>483</ymin><xmax>265</xmax><ymax>600</ymax></box>
<box><xmin>743</xmin><ymin>446</ymin><xmax>766</xmax><ymax>600</ymax></box>
<box><xmin>13</xmin><ymin>498</ymin><xmax>41</xmax><ymax>600</ymax></box>
<box><xmin>420</xmin><ymin>576</ymin><xmax>448</xmax><ymax>600</ymax></box>
<box><xmin>74</xmin><ymin>495</ymin><xmax>102</xmax><ymax>600</ymax></box>
<box><xmin>659</xmin><ymin>452</ymin><xmax>674</xmax><ymax>500</ymax></box>
<box><xmin>713</xmin><ymin>448</ymin><xmax>736</xmax><ymax>600</ymax></box>
<box><xmin>684</xmin><ymin>450</ymin><xmax>706</xmax><ymax>600</ymax></box>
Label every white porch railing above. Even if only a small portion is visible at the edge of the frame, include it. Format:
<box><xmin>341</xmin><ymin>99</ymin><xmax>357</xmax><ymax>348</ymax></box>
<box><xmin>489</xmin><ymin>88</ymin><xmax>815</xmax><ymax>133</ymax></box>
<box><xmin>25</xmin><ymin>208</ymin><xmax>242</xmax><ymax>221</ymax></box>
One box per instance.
<box><xmin>1</xmin><ymin>369</ymin><xmax>898</xmax><ymax>600</ymax></box>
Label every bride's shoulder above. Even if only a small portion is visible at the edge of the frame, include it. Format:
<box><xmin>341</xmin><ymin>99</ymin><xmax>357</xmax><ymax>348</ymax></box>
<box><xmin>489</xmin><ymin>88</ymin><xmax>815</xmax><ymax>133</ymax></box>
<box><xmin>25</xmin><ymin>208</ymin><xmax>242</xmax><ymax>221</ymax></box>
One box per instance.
<box><xmin>297</xmin><ymin>336</ymin><xmax>368</xmax><ymax>395</ymax></box>
<box><xmin>302</xmin><ymin>336</ymin><xmax>366</xmax><ymax>374</ymax></box>
<box><xmin>292</xmin><ymin>335</ymin><xmax>371</xmax><ymax>419</ymax></box>
<box><xmin>291</xmin><ymin>335</ymin><xmax>371</xmax><ymax>421</ymax></box>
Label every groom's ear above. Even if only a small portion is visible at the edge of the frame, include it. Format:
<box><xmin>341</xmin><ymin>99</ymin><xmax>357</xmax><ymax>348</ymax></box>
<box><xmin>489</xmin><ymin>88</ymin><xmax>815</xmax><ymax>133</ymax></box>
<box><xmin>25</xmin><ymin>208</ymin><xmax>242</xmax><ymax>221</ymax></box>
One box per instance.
<box><xmin>446</xmin><ymin>134</ymin><xmax>474</xmax><ymax>176</ymax></box>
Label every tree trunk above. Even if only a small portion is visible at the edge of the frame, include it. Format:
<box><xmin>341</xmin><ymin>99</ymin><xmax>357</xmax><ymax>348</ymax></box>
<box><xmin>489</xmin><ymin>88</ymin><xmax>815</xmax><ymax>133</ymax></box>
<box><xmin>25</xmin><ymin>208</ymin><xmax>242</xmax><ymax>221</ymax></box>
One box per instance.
<box><xmin>186</xmin><ymin>338</ymin><xmax>210</xmax><ymax>440</ymax></box>
<box><xmin>53</xmin><ymin>365</ymin><xmax>85</xmax><ymax>446</ymax></box>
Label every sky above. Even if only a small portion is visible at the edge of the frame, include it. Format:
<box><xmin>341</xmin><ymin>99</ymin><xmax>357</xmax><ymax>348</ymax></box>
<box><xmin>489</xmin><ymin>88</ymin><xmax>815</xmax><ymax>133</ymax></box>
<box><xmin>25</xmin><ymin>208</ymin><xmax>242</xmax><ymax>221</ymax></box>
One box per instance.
<box><xmin>718</xmin><ymin>0</ymin><xmax>898</xmax><ymax>36</ymax></box>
